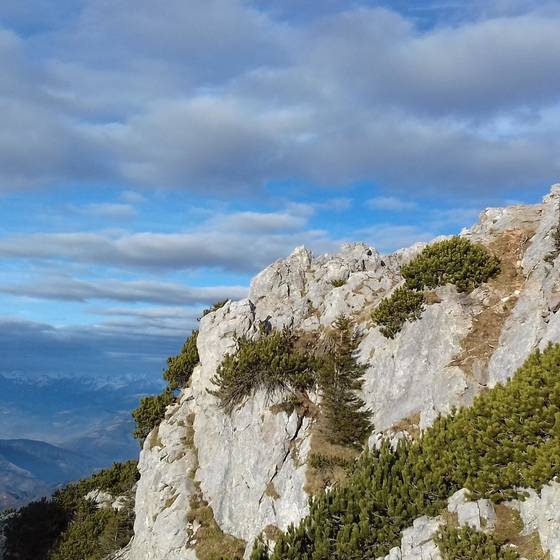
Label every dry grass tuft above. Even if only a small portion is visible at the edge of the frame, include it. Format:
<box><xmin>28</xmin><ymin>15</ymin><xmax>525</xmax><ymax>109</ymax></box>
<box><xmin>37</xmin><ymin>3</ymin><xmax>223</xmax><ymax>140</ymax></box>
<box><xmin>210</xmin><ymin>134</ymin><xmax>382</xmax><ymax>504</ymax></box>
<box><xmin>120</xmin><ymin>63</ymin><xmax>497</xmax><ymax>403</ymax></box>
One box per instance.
<box><xmin>188</xmin><ymin>493</ymin><xmax>246</xmax><ymax>560</ymax></box>
<box><xmin>451</xmin><ymin>228</ymin><xmax>535</xmax><ymax>385</ymax></box>
<box><xmin>493</xmin><ymin>504</ymin><xmax>549</xmax><ymax>560</ymax></box>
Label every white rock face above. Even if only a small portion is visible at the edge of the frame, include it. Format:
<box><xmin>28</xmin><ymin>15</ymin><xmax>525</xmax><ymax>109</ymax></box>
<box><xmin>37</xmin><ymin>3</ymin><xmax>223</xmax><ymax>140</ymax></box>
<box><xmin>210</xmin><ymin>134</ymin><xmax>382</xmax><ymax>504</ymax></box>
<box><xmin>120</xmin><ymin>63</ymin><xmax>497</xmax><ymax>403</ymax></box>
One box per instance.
<box><xmin>361</xmin><ymin>285</ymin><xmax>473</xmax><ymax>432</ymax></box>
<box><xmin>85</xmin><ymin>488</ymin><xmax>131</xmax><ymax>511</ymax></box>
<box><xmin>129</xmin><ymin>395</ymin><xmax>199</xmax><ymax>560</ymax></box>
<box><xmin>510</xmin><ymin>481</ymin><xmax>560</xmax><ymax>560</ymax></box>
<box><xmin>122</xmin><ymin>185</ymin><xmax>560</xmax><ymax>560</ymax></box>
<box><xmin>377</xmin><ymin>516</ymin><xmax>443</xmax><ymax>560</ymax></box>
<box><xmin>447</xmin><ymin>489</ymin><xmax>496</xmax><ymax>532</ymax></box>
<box><xmin>400</xmin><ymin>516</ymin><xmax>443</xmax><ymax>560</ymax></box>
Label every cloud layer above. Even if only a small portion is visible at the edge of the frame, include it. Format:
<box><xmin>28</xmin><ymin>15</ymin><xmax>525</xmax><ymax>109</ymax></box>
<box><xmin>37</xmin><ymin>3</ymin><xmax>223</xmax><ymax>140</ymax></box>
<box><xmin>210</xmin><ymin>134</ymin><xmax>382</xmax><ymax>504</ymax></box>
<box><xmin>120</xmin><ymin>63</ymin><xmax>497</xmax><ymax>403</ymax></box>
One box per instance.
<box><xmin>0</xmin><ymin>1</ymin><xmax>559</xmax><ymax>195</ymax></box>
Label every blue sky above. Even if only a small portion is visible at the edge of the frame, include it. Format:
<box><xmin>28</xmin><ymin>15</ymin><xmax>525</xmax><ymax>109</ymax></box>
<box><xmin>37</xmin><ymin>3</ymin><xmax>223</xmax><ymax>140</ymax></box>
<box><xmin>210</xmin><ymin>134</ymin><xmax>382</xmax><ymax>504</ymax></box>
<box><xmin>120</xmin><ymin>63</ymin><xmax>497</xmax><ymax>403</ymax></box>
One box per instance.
<box><xmin>0</xmin><ymin>0</ymin><xmax>557</xmax><ymax>406</ymax></box>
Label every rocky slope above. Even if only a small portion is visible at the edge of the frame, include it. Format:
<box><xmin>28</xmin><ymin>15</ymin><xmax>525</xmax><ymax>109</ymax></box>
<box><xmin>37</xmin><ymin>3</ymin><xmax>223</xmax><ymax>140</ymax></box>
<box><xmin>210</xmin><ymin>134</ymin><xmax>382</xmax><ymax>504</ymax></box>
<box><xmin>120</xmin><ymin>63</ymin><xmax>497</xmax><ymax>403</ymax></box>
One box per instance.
<box><xmin>121</xmin><ymin>186</ymin><xmax>560</xmax><ymax>560</ymax></box>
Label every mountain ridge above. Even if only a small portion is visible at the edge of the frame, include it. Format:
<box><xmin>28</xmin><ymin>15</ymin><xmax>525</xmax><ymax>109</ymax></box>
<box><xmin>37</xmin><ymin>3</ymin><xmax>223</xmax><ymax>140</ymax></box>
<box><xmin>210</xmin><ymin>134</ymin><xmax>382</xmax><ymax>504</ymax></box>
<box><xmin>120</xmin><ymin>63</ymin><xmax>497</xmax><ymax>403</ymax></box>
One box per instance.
<box><xmin>118</xmin><ymin>186</ymin><xmax>560</xmax><ymax>560</ymax></box>
<box><xmin>5</xmin><ymin>185</ymin><xmax>560</xmax><ymax>560</ymax></box>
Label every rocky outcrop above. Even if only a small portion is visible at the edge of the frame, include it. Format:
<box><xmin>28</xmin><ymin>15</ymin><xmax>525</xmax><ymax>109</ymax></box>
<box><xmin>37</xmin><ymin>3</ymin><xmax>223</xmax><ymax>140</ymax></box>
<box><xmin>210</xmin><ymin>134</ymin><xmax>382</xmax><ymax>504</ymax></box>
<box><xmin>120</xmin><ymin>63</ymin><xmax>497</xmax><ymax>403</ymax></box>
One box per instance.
<box><xmin>447</xmin><ymin>489</ymin><xmax>496</xmax><ymax>532</ymax></box>
<box><xmin>510</xmin><ymin>480</ymin><xmax>560</xmax><ymax>560</ymax></box>
<box><xmin>122</xmin><ymin>185</ymin><xmax>560</xmax><ymax>559</ymax></box>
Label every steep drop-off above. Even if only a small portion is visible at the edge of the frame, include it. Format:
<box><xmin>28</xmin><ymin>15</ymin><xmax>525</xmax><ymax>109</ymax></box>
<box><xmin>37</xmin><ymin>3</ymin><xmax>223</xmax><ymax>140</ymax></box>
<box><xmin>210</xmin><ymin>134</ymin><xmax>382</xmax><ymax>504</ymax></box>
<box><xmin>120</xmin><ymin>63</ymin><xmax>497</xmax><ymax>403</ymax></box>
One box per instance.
<box><xmin>112</xmin><ymin>186</ymin><xmax>560</xmax><ymax>559</ymax></box>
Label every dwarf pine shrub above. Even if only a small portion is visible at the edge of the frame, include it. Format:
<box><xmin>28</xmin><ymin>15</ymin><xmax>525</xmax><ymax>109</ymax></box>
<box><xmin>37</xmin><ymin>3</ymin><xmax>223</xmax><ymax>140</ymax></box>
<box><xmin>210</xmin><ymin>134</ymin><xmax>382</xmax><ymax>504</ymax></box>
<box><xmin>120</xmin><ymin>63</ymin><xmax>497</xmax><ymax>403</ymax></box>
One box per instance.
<box><xmin>435</xmin><ymin>526</ymin><xmax>519</xmax><ymax>560</ymax></box>
<box><xmin>211</xmin><ymin>319</ymin><xmax>373</xmax><ymax>450</ymax></box>
<box><xmin>372</xmin><ymin>237</ymin><xmax>500</xmax><ymax>339</ymax></box>
<box><xmin>163</xmin><ymin>329</ymin><xmax>199</xmax><ymax>390</ymax></box>
<box><xmin>401</xmin><ymin>236</ymin><xmax>501</xmax><ymax>293</ymax></box>
<box><xmin>132</xmin><ymin>389</ymin><xmax>174</xmax><ymax>442</ymax></box>
<box><xmin>254</xmin><ymin>344</ymin><xmax>560</xmax><ymax>559</ymax></box>
<box><xmin>133</xmin><ymin>324</ymin><xmax>201</xmax><ymax>441</ymax></box>
<box><xmin>371</xmin><ymin>286</ymin><xmax>425</xmax><ymax>338</ymax></box>
<box><xmin>3</xmin><ymin>461</ymin><xmax>139</xmax><ymax>560</ymax></box>
<box><xmin>210</xmin><ymin>328</ymin><xmax>317</xmax><ymax>414</ymax></box>
<box><xmin>201</xmin><ymin>300</ymin><xmax>228</xmax><ymax>318</ymax></box>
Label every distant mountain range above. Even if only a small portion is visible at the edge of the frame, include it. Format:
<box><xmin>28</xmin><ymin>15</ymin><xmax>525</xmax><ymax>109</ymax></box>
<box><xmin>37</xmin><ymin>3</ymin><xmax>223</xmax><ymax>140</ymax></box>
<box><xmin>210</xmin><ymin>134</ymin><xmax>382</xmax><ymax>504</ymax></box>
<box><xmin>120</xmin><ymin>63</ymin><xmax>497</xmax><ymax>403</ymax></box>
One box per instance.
<box><xmin>0</xmin><ymin>415</ymin><xmax>142</xmax><ymax>510</ymax></box>
<box><xmin>0</xmin><ymin>373</ymin><xmax>155</xmax><ymax>510</ymax></box>
<box><xmin>0</xmin><ymin>439</ymin><xmax>95</xmax><ymax>510</ymax></box>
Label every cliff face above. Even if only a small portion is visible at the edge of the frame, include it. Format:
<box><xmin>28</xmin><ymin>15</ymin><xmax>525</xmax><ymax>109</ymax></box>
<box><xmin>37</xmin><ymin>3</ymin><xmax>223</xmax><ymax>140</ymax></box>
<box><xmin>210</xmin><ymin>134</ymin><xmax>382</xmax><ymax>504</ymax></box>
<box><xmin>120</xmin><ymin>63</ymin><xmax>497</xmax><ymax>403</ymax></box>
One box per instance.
<box><xmin>124</xmin><ymin>186</ymin><xmax>560</xmax><ymax>560</ymax></box>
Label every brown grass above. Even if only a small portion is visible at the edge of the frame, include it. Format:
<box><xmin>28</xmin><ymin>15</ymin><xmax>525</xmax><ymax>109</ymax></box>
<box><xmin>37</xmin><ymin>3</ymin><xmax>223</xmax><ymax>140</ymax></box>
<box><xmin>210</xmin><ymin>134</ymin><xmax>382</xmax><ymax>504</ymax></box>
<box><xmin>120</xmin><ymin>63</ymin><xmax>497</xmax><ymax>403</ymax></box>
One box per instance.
<box><xmin>493</xmin><ymin>504</ymin><xmax>549</xmax><ymax>560</ymax></box>
<box><xmin>265</xmin><ymin>481</ymin><xmax>280</xmax><ymax>500</ymax></box>
<box><xmin>147</xmin><ymin>425</ymin><xmax>163</xmax><ymax>450</ymax></box>
<box><xmin>424</xmin><ymin>291</ymin><xmax>442</xmax><ymax>305</ymax></box>
<box><xmin>304</xmin><ymin>427</ymin><xmax>358</xmax><ymax>495</ymax></box>
<box><xmin>263</xmin><ymin>524</ymin><xmax>283</xmax><ymax>543</ymax></box>
<box><xmin>188</xmin><ymin>493</ymin><xmax>246</xmax><ymax>560</ymax></box>
<box><xmin>184</xmin><ymin>412</ymin><xmax>195</xmax><ymax>448</ymax></box>
<box><xmin>450</xmin><ymin>228</ymin><xmax>535</xmax><ymax>385</ymax></box>
<box><xmin>390</xmin><ymin>412</ymin><xmax>421</xmax><ymax>440</ymax></box>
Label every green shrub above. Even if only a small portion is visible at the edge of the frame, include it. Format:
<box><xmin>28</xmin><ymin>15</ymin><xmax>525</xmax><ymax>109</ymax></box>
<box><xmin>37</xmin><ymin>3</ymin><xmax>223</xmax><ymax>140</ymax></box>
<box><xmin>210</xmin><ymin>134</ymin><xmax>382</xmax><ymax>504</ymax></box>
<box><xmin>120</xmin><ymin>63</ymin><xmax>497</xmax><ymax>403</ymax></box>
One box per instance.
<box><xmin>307</xmin><ymin>453</ymin><xmax>354</xmax><ymax>471</ymax></box>
<box><xmin>435</xmin><ymin>525</ymin><xmax>519</xmax><ymax>560</ymax></box>
<box><xmin>330</xmin><ymin>279</ymin><xmax>346</xmax><ymax>288</ymax></box>
<box><xmin>132</xmin><ymin>389</ymin><xmax>175</xmax><ymax>442</ymax></box>
<box><xmin>372</xmin><ymin>286</ymin><xmax>425</xmax><ymax>338</ymax></box>
<box><xmin>256</xmin><ymin>344</ymin><xmax>560</xmax><ymax>560</ymax></box>
<box><xmin>210</xmin><ymin>329</ymin><xmax>317</xmax><ymax>414</ymax></box>
<box><xmin>211</xmin><ymin>319</ymin><xmax>373</xmax><ymax>448</ymax></box>
<box><xmin>3</xmin><ymin>461</ymin><xmax>139</xmax><ymax>560</ymax></box>
<box><xmin>49</xmin><ymin>505</ymin><xmax>133</xmax><ymax>560</ymax></box>
<box><xmin>3</xmin><ymin>499</ymin><xmax>68</xmax><ymax>560</ymax></box>
<box><xmin>201</xmin><ymin>300</ymin><xmax>229</xmax><ymax>318</ymax></box>
<box><xmin>76</xmin><ymin>460</ymin><xmax>139</xmax><ymax>498</ymax></box>
<box><xmin>317</xmin><ymin>317</ymin><xmax>372</xmax><ymax>447</ymax></box>
<box><xmin>163</xmin><ymin>329</ymin><xmax>199</xmax><ymax>390</ymax></box>
<box><xmin>401</xmin><ymin>236</ymin><xmax>501</xmax><ymax>293</ymax></box>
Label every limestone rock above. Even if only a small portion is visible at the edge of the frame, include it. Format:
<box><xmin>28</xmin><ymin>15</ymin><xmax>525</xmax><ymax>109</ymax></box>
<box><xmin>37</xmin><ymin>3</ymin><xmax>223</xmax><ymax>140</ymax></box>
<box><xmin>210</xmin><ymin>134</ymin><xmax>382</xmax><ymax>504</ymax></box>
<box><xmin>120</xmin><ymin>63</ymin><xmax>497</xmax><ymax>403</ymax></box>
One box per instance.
<box><xmin>376</xmin><ymin>516</ymin><xmax>442</xmax><ymax>560</ymax></box>
<box><xmin>447</xmin><ymin>489</ymin><xmax>496</xmax><ymax>532</ymax></box>
<box><xmin>510</xmin><ymin>481</ymin><xmax>560</xmax><ymax>560</ymax></box>
<box><xmin>85</xmin><ymin>489</ymin><xmax>130</xmax><ymax>511</ymax></box>
<box><xmin>400</xmin><ymin>516</ymin><xmax>443</xmax><ymax>560</ymax></box>
<box><xmin>119</xmin><ymin>185</ymin><xmax>560</xmax><ymax>560</ymax></box>
<box><xmin>129</xmin><ymin>395</ymin><xmax>199</xmax><ymax>560</ymax></box>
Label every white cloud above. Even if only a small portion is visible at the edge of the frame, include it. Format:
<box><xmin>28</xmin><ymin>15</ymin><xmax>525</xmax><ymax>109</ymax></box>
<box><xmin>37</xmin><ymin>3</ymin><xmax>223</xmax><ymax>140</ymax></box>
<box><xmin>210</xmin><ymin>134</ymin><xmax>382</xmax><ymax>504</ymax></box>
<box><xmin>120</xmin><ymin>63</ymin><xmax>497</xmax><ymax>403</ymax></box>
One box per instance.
<box><xmin>0</xmin><ymin>276</ymin><xmax>247</xmax><ymax>305</ymax></box>
<box><xmin>367</xmin><ymin>196</ymin><xmax>417</xmax><ymax>211</ymax></box>
<box><xmin>0</xmin><ymin>3</ymin><xmax>559</xmax><ymax>195</ymax></box>
<box><xmin>0</xmin><ymin>207</ymin><xmax>341</xmax><ymax>272</ymax></box>
<box><xmin>358</xmin><ymin>224</ymin><xmax>436</xmax><ymax>252</ymax></box>
<box><xmin>77</xmin><ymin>202</ymin><xmax>137</xmax><ymax>219</ymax></box>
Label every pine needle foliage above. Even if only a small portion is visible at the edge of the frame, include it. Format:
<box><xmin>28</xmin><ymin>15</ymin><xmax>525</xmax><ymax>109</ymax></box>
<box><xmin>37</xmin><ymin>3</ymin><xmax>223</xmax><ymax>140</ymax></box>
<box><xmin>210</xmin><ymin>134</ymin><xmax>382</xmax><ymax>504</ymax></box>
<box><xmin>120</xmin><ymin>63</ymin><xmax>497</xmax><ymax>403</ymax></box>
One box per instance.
<box><xmin>435</xmin><ymin>525</ymin><xmax>519</xmax><ymax>560</ymax></box>
<box><xmin>163</xmin><ymin>329</ymin><xmax>199</xmax><ymax>390</ymax></box>
<box><xmin>132</xmin><ymin>389</ymin><xmax>175</xmax><ymax>442</ymax></box>
<box><xmin>210</xmin><ymin>328</ymin><xmax>317</xmax><ymax>414</ymax></box>
<box><xmin>401</xmin><ymin>236</ymin><xmax>501</xmax><ymax>293</ymax></box>
<box><xmin>133</xmin><ymin>328</ymin><xmax>200</xmax><ymax>441</ymax></box>
<box><xmin>255</xmin><ymin>344</ymin><xmax>560</xmax><ymax>560</ymax></box>
<box><xmin>372</xmin><ymin>237</ymin><xmax>500</xmax><ymax>338</ymax></box>
<box><xmin>317</xmin><ymin>317</ymin><xmax>372</xmax><ymax>448</ymax></box>
<box><xmin>49</xmin><ymin>505</ymin><xmax>133</xmax><ymax>560</ymax></box>
<box><xmin>371</xmin><ymin>286</ymin><xmax>425</xmax><ymax>339</ymax></box>
<box><xmin>211</xmin><ymin>319</ymin><xmax>372</xmax><ymax>449</ymax></box>
<box><xmin>201</xmin><ymin>300</ymin><xmax>229</xmax><ymax>318</ymax></box>
<box><xmin>3</xmin><ymin>461</ymin><xmax>139</xmax><ymax>560</ymax></box>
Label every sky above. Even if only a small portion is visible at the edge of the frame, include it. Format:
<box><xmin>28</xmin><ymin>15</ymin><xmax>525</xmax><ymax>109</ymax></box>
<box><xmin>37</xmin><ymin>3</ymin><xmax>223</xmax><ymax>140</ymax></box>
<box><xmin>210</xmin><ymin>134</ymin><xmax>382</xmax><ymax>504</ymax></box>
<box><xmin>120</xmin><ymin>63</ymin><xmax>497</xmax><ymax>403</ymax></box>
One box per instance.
<box><xmin>0</xmin><ymin>0</ymin><xmax>558</xmax><ymax>416</ymax></box>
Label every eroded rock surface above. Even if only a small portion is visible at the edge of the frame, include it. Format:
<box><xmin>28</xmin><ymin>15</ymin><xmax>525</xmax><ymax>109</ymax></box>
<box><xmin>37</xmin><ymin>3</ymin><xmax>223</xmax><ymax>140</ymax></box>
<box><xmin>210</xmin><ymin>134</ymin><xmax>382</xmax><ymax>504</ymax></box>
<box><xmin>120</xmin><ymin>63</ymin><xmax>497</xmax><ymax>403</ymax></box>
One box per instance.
<box><xmin>447</xmin><ymin>488</ymin><xmax>496</xmax><ymax>532</ymax></box>
<box><xmin>122</xmin><ymin>185</ymin><xmax>560</xmax><ymax>560</ymax></box>
<box><xmin>510</xmin><ymin>481</ymin><xmax>560</xmax><ymax>560</ymax></box>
